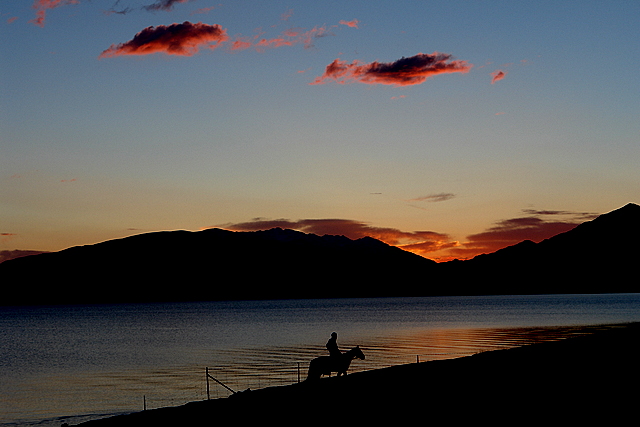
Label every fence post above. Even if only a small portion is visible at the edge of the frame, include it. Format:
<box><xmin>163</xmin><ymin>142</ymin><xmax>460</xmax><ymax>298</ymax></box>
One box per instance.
<box><xmin>206</xmin><ymin>367</ymin><xmax>210</xmax><ymax>400</ymax></box>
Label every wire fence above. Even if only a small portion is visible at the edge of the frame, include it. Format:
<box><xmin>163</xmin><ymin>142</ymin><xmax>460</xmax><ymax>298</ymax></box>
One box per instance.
<box><xmin>115</xmin><ymin>325</ymin><xmax>610</xmax><ymax>411</ymax></box>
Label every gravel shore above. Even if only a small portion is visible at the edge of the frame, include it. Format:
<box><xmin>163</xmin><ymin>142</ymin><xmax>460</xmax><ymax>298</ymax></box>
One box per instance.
<box><xmin>77</xmin><ymin>323</ymin><xmax>639</xmax><ymax>426</ymax></box>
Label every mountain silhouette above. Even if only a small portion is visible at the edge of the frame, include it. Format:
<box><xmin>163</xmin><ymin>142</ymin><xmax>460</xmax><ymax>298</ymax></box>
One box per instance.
<box><xmin>1</xmin><ymin>203</ymin><xmax>638</xmax><ymax>305</ymax></box>
<box><xmin>0</xmin><ymin>227</ymin><xmax>437</xmax><ymax>305</ymax></box>
<box><xmin>441</xmin><ymin>203</ymin><xmax>640</xmax><ymax>295</ymax></box>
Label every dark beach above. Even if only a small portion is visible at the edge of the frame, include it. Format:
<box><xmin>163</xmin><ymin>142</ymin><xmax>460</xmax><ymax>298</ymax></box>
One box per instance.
<box><xmin>76</xmin><ymin>322</ymin><xmax>640</xmax><ymax>425</ymax></box>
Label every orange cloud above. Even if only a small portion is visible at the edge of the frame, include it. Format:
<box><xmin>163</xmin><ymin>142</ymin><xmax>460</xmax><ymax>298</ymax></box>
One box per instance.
<box><xmin>339</xmin><ymin>19</ymin><xmax>359</xmax><ymax>28</ymax></box>
<box><xmin>311</xmin><ymin>52</ymin><xmax>473</xmax><ymax>86</ymax></box>
<box><xmin>99</xmin><ymin>22</ymin><xmax>228</xmax><ymax>58</ymax></box>
<box><xmin>255</xmin><ymin>36</ymin><xmax>295</xmax><ymax>49</ymax></box>
<box><xmin>229</xmin><ymin>37</ymin><xmax>253</xmax><ymax>51</ymax></box>
<box><xmin>218</xmin><ymin>218</ymin><xmax>457</xmax><ymax>258</ymax></box>
<box><xmin>446</xmin><ymin>210</ymin><xmax>598</xmax><ymax>260</ymax></box>
<box><xmin>491</xmin><ymin>69</ymin><xmax>507</xmax><ymax>84</ymax></box>
<box><xmin>229</xmin><ymin>25</ymin><xmax>332</xmax><ymax>52</ymax></box>
<box><xmin>29</xmin><ymin>0</ymin><xmax>79</xmax><ymax>27</ymax></box>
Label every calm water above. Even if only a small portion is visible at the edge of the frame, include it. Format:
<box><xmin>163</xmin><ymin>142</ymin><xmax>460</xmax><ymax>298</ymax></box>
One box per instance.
<box><xmin>1</xmin><ymin>294</ymin><xmax>639</xmax><ymax>426</ymax></box>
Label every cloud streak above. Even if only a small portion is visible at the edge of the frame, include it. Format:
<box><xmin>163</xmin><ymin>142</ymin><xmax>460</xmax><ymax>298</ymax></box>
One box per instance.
<box><xmin>339</xmin><ymin>19</ymin><xmax>359</xmax><ymax>28</ymax></box>
<box><xmin>491</xmin><ymin>69</ymin><xmax>507</xmax><ymax>84</ymax></box>
<box><xmin>409</xmin><ymin>193</ymin><xmax>455</xmax><ymax>203</ymax></box>
<box><xmin>311</xmin><ymin>52</ymin><xmax>473</xmax><ymax>86</ymax></box>
<box><xmin>143</xmin><ymin>0</ymin><xmax>189</xmax><ymax>12</ymax></box>
<box><xmin>30</xmin><ymin>0</ymin><xmax>79</xmax><ymax>27</ymax></box>
<box><xmin>100</xmin><ymin>20</ymin><xmax>335</xmax><ymax>58</ymax></box>
<box><xmin>237</xmin><ymin>26</ymin><xmax>332</xmax><ymax>51</ymax></box>
<box><xmin>99</xmin><ymin>22</ymin><xmax>228</xmax><ymax>58</ymax></box>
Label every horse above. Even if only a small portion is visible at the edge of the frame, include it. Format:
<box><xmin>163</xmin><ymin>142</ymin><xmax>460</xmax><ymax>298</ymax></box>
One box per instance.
<box><xmin>306</xmin><ymin>346</ymin><xmax>365</xmax><ymax>381</ymax></box>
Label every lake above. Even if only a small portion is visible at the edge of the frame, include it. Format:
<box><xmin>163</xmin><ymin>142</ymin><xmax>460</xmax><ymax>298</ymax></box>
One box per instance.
<box><xmin>2</xmin><ymin>293</ymin><xmax>639</xmax><ymax>426</ymax></box>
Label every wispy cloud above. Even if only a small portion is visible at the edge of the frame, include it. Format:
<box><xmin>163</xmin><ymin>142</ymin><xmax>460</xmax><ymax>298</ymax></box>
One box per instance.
<box><xmin>490</xmin><ymin>69</ymin><xmax>507</xmax><ymax>84</ymax></box>
<box><xmin>229</xmin><ymin>25</ymin><xmax>332</xmax><ymax>52</ymax></box>
<box><xmin>408</xmin><ymin>193</ymin><xmax>455</xmax><ymax>203</ymax></box>
<box><xmin>99</xmin><ymin>22</ymin><xmax>228</xmax><ymax>58</ymax></box>
<box><xmin>191</xmin><ymin>6</ymin><xmax>217</xmax><ymax>15</ymax></box>
<box><xmin>29</xmin><ymin>0</ymin><xmax>79</xmax><ymax>27</ymax></box>
<box><xmin>339</xmin><ymin>19</ymin><xmax>359</xmax><ymax>28</ymax></box>
<box><xmin>281</xmin><ymin>9</ymin><xmax>294</xmax><ymax>21</ymax></box>
<box><xmin>311</xmin><ymin>52</ymin><xmax>473</xmax><ymax>86</ymax></box>
<box><xmin>143</xmin><ymin>0</ymin><xmax>190</xmax><ymax>12</ymax></box>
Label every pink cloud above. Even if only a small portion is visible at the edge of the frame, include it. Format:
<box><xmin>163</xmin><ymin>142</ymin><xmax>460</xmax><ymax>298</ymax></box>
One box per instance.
<box><xmin>191</xmin><ymin>6</ymin><xmax>217</xmax><ymax>15</ymax></box>
<box><xmin>229</xmin><ymin>25</ymin><xmax>331</xmax><ymax>52</ymax></box>
<box><xmin>29</xmin><ymin>0</ymin><xmax>79</xmax><ymax>27</ymax></box>
<box><xmin>311</xmin><ymin>52</ymin><xmax>473</xmax><ymax>86</ymax></box>
<box><xmin>491</xmin><ymin>69</ymin><xmax>507</xmax><ymax>84</ymax></box>
<box><xmin>255</xmin><ymin>36</ymin><xmax>295</xmax><ymax>49</ymax></box>
<box><xmin>229</xmin><ymin>37</ymin><xmax>253</xmax><ymax>51</ymax></box>
<box><xmin>339</xmin><ymin>19</ymin><xmax>359</xmax><ymax>28</ymax></box>
<box><xmin>99</xmin><ymin>22</ymin><xmax>228</xmax><ymax>58</ymax></box>
<box><xmin>7</xmin><ymin>17</ymin><xmax>18</xmax><ymax>24</ymax></box>
<box><xmin>281</xmin><ymin>9</ymin><xmax>294</xmax><ymax>21</ymax></box>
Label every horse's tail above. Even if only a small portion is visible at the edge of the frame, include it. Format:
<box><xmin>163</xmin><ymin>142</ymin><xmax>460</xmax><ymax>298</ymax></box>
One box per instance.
<box><xmin>305</xmin><ymin>357</ymin><xmax>321</xmax><ymax>381</ymax></box>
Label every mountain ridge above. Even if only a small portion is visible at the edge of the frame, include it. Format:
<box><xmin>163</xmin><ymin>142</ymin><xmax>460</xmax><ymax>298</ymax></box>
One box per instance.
<box><xmin>1</xmin><ymin>203</ymin><xmax>638</xmax><ymax>305</ymax></box>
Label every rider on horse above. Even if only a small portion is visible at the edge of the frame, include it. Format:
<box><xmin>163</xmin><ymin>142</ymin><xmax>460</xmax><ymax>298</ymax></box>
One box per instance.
<box><xmin>326</xmin><ymin>332</ymin><xmax>341</xmax><ymax>358</ymax></box>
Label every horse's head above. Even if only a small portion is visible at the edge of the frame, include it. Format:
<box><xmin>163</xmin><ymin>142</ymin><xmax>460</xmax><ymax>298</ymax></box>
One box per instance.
<box><xmin>353</xmin><ymin>345</ymin><xmax>365</xmax><ymax>360</ymax></box>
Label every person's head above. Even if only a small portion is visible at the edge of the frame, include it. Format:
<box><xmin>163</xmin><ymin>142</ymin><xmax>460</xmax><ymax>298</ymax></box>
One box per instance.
<box><xmin>331</xmin><ymin>332</ymin><xmax>337</xmax><ymax>338</ymax></box>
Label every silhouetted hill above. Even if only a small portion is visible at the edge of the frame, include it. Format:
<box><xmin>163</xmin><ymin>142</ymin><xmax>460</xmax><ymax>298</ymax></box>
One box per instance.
<box><xmin>2</xmin><ymin>204</ymin><xmax>638</xmax><ymax>305</ymax></box>
<box><xmin>441</xmin><ymin>203</ymin><xmax>640</xmax><ymax>295</ymax></box>
<box><xmin>0</xmin><ymin>228</ymin><xmax>438</xmax><ymax>305</ymax></box>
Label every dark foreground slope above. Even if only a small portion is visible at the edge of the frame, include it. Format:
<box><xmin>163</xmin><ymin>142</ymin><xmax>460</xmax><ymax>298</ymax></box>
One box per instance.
<box><xmin>78</xmin><ymin>322</ymin><xmax>640</xmax><ymax>426</ymax></box>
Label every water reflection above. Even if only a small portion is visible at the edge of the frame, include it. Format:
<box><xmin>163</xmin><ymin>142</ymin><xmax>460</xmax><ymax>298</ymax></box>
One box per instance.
<box><xmin>0</xmin><ymin>324</ymin><xmax>620</xmax><ymax>427</ymax></box>
<box><xmin>143</xmin><ymin>325</ymin><xmax>615</xmax><ymax>403</ymax></box>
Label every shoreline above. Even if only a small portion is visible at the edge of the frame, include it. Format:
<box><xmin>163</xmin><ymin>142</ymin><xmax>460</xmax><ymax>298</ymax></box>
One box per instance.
<box><xmin>76</xmin><ymin>322</ymin><xmax>640</xmax><ymax>425</ymax></box>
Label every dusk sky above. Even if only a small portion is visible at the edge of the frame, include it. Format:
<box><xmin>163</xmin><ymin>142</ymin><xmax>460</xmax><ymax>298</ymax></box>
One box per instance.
<box><xmin>2</xmin><ymin>1</ymin><xmax>639</xmax><ymax>262</ymax></box>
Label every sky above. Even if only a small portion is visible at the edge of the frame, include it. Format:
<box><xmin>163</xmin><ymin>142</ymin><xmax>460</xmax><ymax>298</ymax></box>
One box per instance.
<box><xmin>1</xmin><ymin>0</ymin><xmax>639</xmax><ymax>262</ymax></box>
